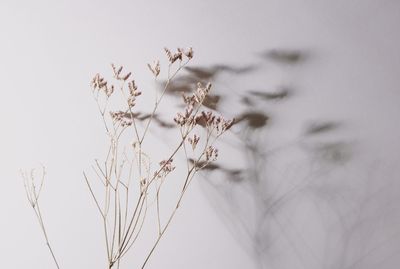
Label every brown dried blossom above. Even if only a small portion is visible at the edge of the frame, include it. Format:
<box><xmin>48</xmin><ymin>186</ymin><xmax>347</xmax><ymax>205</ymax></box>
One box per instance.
<box><xmin>111</xmin><ymin>64</ymin><xmax>121</xmax><ymax>78</ymax></box>
<box><xmin>194</xmin><ymin>82</ymin><xmax>212</xmax><ymax>103</ymax></box>
<box><xmin>128</xmin><ymin>80</ymin><xmax>141</xmax><ymax>97</ymax></box>
<box><xmin>194</xmin><ymin>111</ymin><xmax>235</xmax><ymax>135</ymax></box>
<box><xmin>205</xmin><ymin>146</ymin><xmax>218</xmax><ymax>161</ymax></box>
<box><xmin>174</xmin><ymin>104</ymin><xmax>195</xmax><ymax>127</ymax></box>
<box><xmin>197</xmin><ymin>111</ymin><xmax>215</xmax><ymax>126</ymax></box>
<box><xmin>111</xmin><ymin>64</ymin><xmax>132</xmax><ymax>81</ymax></box>
<box><xmin>147</xmin><ymin>60</ymin><xmax>160</xmax><ymax>77</ymax></box>
<box><xmin>105</xmin><ymin>85</ymin><xmax>114</xmax><ymax>97</ymax></box>
<box><xmin>188</xmin><ymin>134</ymin><xmax>200</xmax><ymax>150</ymax></box>
<box><xmin>181</xmin><ymin>93</ymin><xmax>196</xmax><ymax>106</ymax></box>
<box><xmin>173</xmin><ymin>112</ymin><xmax>186</xmax><ymax>126</ymax></box>
<box><xmin>164</xmin><ymin>47</ymin><xmax>183</xmax><ymax>64</ymax></box>
<box><xmin>182</xmin><ymin>82</ymin><xmax>212</xmax><ymax>106</ymax></box>
<box><xmin>158</xmin><ymin>159</ymin><xmax>175</xmax><ymax>177</ymax></box>
<box><xmin>214</xmin><ymin>116</ymin><xmax>235</xmax><ymax>134</ymax></box>
<box><xmin>111</xmin><ymin>64</ymin><xmax>123</xmax><ymax>78</ymax></box>
<box><xmin>164</xmin><ymin>48</ymin><xmax>177</xmax><ymax>64</ymax></box>
<box><xmin>127</xmin><ymin>96</ymin><xmax>136</xmax><ymax>108</ymax></box>
<box><xmin>164</xmin><ymin>48</ymin><xmax>193</xmax><ymax>64</ymax></box>
<box><xmin>122</xmin><ymin>72</ymin><xmax>131</xmax><ymax>81</ymax></box>
<box><xmin>126</xmin><ymin>80</ymin><xmax>141</xmax><ymax>108</ymax></box>
<box><xmin>184</xmin><ymin>47</ymin><xmax>194</xmax><ymax>59</ymax></box>
<box><xmin>91</xmin><ymin>73</ymin><xmax>106</xmax><ymax>90</ymax></box>
<box><xmin>92</xmin><ymin>73</ymin><xmax>115</xmax><ymax>97</ymax></box>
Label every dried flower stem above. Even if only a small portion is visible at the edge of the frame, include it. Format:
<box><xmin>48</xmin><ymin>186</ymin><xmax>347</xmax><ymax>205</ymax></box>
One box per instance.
<box><xmin>22</xmin><ymin>167</ymin><xmax>61</xmax><ymax>269</ymax></box>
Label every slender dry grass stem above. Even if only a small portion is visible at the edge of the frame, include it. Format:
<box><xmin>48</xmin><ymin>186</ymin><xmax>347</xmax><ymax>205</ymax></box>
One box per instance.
<box><xmin>22</xmin><ymin>166</ymin><xmax>61</xmax><ymax>269</ymax></box>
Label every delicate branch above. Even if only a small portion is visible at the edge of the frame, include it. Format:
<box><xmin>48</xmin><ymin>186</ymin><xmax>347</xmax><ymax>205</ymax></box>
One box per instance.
<box><xmin>22</xmin><ymin>168</ymin><xmax>61</xmax><ymax>269</ymax></box>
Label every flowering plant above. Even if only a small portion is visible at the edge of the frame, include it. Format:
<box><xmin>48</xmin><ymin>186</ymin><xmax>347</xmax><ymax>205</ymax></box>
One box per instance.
<box><xmin>23</xmin><ymin>47</ymin><xmax>234</xmax><ymax>269</ymax></box>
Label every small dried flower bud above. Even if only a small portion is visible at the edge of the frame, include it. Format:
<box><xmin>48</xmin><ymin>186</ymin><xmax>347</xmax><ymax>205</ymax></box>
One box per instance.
<box><xmin>121</xmin><ymin>119</ymin><xmax>133</xmax><ymax>127</ymax></box>
<box><xmin>188</xmin><ymin>134</ymin><xmax>200</xmax><ymax>150</ymax></box>
<box><xmin>110</xmin><ymin>111</ymin><xmax>123</xmax><ymax>121</ymax></box>
<box><xmin>132</xmin><ymin>141</ymin><xmax>140</xmax><ymax>150</ymax></box>
<box><xmin>215</xmin><ymin>117</ymin><xmax>222</xmax><ymax>132</ymax></box>
<box><xmin>205</xmin><ymin>146</ymin><xmax>218</xmax><ymax>161</ymax></box>
<box><xmin>164</xmin><ymin>47</ymin><xmax>174</xmax><ymax>63</ymax></box>
<box><xmin>140</xmin><ymin>177</ymin><xmax>147</xmax><ymax>193</ymax></box>
<box><xmin>128</xmin><ymin>80</ymin><xmax>137</xmax><ymax>95</ymax></box>
<box><xmin>99</xmin><ymin>81</ymin><xmax>107</xmax><ymax>88</ymax></box>
<box><xmin>164</xmin><ymin>47</ymin><xmax>182</xmax><ymax>64</ymax></box>
<box><xmin>182</xmin><ymin>93</ymin><xmax>196</xmax><ymax>106</ymax></box>
<box><xmin>127</xmin><ymin>80</ymin><xmax>141</xmax><ymax>102</ymax></box>
<box><xmin>158</xmin><ymin>158</ymin><xmax>175</xmax><ymax>177</ymax></box>
<box><xmin>128</xmin><ymin>96</ymin><xmax>136</xmax><ymax>108</ymax></box>
<box><xmin>210</xmin><ymin>116</ymin><xmax>236</xmax><ymax>134</ymax></box>
<box><xmin>192</xmin><ymin>82</ymin><xmax>212</xmax><ymax>104</ymax></box>
<box><xmin>111</xmin><ymin>64</ymin><xmax>124</xmax><ymax>79</ymax></box>
<box><xmin>117</xmin><ymin>66</ymin><xmax>123</xmax><ymax>76</ymax></box>
<box><xmin>223</xmin><ymin>118</ymin><xmax>235</xmax><ymax>131</ymax></box>
<box><xmin>176</xmin><ymin>48</ymin><xmax>184</xmax><ymax>61</ymax></box>
<box><xmin>91</xmin><ymin>73</ymin><xmax>109</xmax><ymax>92</ymax></box>
<box><xmin>105</xmin><ymin>85</ymin><xmax>114</xmax><ymax>97</ymax></box>
<box><xmin>174</xmin><ymin>112</ymin><xmax>186</xmax><ymax>126</ymax></box>
<box><xmin>147</xmin><ymin>60</ymin><xmax>160</xmax><ymax>77</ymax></box>
<box><xmin>122</xmin><ymin>72</ymin><xmax>132</xmax><ymax>81</ymax></box>
<box><xmin>184</xmin><ymin>47</ymin><xmax>194</xmax><ymax>59</ymax></box>
<box><xmin>91</xmin><ymin>73</ymin><xmax>100</xmax><ymax>89</ymax></box>
<box><xmin>200</xmin><ymin>111</ymin><xmax>215</xmax><ymax>126</ymax></box>
<box><xmin>206</xmin><ymin>82</ymin><xmax>211</xmax><ymax>91</ymax></box>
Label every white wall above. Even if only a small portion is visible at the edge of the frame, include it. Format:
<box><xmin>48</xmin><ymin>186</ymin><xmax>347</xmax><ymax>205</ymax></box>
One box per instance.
<box><xmin>0</xmin><ymin>0</ymin><xmax>399</xmax><ymax>268</ymax></box>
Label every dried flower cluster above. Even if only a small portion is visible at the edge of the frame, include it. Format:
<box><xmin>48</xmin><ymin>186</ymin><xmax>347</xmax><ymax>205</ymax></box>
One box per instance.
<box><xmin>188</xmin><ymin>134</ymin><xmax>200</xmax><ymax>150</ymax></box>
<box><xmin>158</xmin><ymin>158</ymin><xmax>175</xmax><ymax>178</ymax></box>
<box><xmin>196</xmin><ymin>111</ymin><xmax>235</xmax><ymax>135</ymax></box>
<box><xmin>91</xmin><ymin>73</ymin><xmax>114</xmax><ymax>97</ymax></box>
<box><xmin>205</xmin><ymin>146</ymin><xmax>218</xmax><ymax>162</ymax></box>
<box><xmin>111</xmin><ymin>64</ymin><xmax>132</xmax><ymax>81</ymax></box>
<box><xmin>174</xmin><ymin>83</ymin><xmax>212</xmax><ymax>127</ymax></box>
<box><xmin>175</xmin><ymin>107</ymin><xmax>234</xmax><ymax>138</ymax></box>
<box><xmin>164</xmin><ymin>47</ymin><xmax>193</xmax><ymax>64</ymax></box>
<box><xmin>147</xmin><ymin>60</ymin><xmax>160</xmax><ymax>77</ymax></box>
<box><xmin>127</xmin><ymin>80</ymin><xmax>141</xmax><ymax>107</ymax></box>
<box><xmin>24</xmin><ymin>47</ymin><xmax>234</xmax><ymax>269</ymax></box>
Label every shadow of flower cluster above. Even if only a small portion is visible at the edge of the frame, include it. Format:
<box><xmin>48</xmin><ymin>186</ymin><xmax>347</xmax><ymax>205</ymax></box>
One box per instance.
<box><xmin>150</xmin><ymin>48</ymin><xmax>363</xmax><ymax>269</ymax></box>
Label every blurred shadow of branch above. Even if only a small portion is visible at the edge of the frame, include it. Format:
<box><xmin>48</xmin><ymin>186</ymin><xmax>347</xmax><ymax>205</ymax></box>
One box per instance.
<box><xmin>118</xmin><ymin>111</ymin><xmax>175</xmax><ymax>129</ymax></box>
<box><xmin>153</xmin><ymin>49</ymin><xmax>356</xmax><ymax>268</ymax></box>
<box><xmin>260</xmin><ymin>49</ymin><xmax>310</xmax><ymax>65</ymax></box>
<box><xmin>158</xmin><ymin>64</ymin><xmax>257</xmax><ymax>101</ymax></box>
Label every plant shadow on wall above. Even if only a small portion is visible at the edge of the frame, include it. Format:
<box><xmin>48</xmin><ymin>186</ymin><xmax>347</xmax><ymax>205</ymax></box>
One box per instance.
<box><xmin>155</xmin><ymin>49</ymin><xmax>393</xmax><ymax>269</ymax></box>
